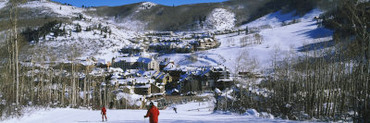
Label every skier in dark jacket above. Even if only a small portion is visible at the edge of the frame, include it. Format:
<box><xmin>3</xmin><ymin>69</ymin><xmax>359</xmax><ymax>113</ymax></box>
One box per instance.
<box><xmin>173</xmin><ymin>107</ymin><xmax>177</xmax><ymax>113</ymax></box>
<box><xmin>144</xmin><ymin>102</ymin><xmax>160</xmax><ymax>123</ymax></box>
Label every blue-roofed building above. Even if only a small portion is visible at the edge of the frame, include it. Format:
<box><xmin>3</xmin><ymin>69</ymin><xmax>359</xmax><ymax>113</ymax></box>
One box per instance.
<box><xmin>159</xmin><ymin>58</ymin><xmax>170</xmax><ymax>70</ymax></box>
<box><xmin>153</xmin><ymin>71</ymin><xmax>173</xmax><ymax>85</ymax></box>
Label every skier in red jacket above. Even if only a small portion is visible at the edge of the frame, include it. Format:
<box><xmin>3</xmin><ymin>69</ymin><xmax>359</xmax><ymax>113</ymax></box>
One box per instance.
<box><xmin>144</xmin><ymin>102</ymin><xmax>160</xmax><ymax>123</ymax></box>
<box><xmin>101</xmin><ymin>106</ymin><xmax>107</xmax><ymax>122</ymax></box>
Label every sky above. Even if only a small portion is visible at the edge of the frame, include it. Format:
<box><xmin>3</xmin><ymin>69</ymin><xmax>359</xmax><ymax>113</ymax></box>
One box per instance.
<box><xmin>51</xmin><ymin>0</ymin><xmax>228</xmax><ymax>7</ymax></box>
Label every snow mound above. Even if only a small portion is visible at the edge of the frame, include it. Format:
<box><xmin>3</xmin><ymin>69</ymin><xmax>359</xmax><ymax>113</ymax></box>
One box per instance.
<box><xmin>206</xmin><ymin>8</ymin><xmax>236</xmax><ymax>30</ymax></box>
<box><xmin>139</xmin><ymin>2</ymin><xmax>157</xmax><ymax>10</ymax></box>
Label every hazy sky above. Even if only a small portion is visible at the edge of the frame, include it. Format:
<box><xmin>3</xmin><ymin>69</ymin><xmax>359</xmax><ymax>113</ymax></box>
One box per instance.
<box><xmin>52</xmin><ymin>0</ymin><xmax>228</xmax><ymax>7</ymax></box>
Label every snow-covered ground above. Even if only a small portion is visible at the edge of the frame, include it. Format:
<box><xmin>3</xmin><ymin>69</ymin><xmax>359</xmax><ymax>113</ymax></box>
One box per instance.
<box><xmin>214</xmin><ymin>9</ymin><xmax>333</xmax><ymax>73</ymax></box>
<box><xmin>161</xmin><ymin>9</ymin><xmax>333</xmax><ymax>74</ymax></box>
<box><xmin>206</xmin><ymin>8</ymin><xmax>236</xmax><ymax>30</ymax></box>
<box><xmin>18</xmin><ymin>0</ymin><xmax>138</xmax><ymax>63</ymax></box>
<box><xmin>3</xmin><ymin>101</ymin><xmax>302</xmax><ymax>123</ymax></box>
<box><xmin>20</xmin><ymin>0</ymin><xmax>85</xmax><ymax>18</ymax></box>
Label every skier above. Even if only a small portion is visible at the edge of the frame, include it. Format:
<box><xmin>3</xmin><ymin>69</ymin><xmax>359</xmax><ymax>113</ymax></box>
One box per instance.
<box><xmin>101</xmin><ymin>106</ymin><xmax>108</xmax><ymax>122</ymax></box>
<box><xmin>173</xmin><ymin>107</ymin><xmax>177</xmax><ymax>113</ymax></box>
<box><xmin>144</xmin><ymin>102</ymin><xmax>160</xmax><ymax>123</ymax></box>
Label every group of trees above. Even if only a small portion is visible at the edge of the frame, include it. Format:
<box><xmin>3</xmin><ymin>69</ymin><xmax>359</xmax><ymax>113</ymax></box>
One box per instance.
<box><xmin>22</xmin><ymin>20</ymin><xmax>66</xmax><ymax>42</ymax></box>
<box><xmin>1</xmin><ymin>42</ymin><xmax>140</xmax><ymax>119</ymax></box>
<box><xmin>0</xmin><ymin>1</ymin><xmax>123</xmax><ymax>119</ymax></box>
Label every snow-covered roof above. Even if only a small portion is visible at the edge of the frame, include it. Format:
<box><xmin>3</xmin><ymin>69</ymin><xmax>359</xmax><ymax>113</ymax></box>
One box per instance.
<box><xmin>134</xmin><ymin>85</ymin><xmax>151</xmax><ymax>89</ymax></box>
<box><xmin>163</xmin><ymin>62</ymin><xmax>177</xmax><ymax>71</ymax></box>
<box><xmin>160</xmin><ymin>60</ymin><xmax>169</xmax><ymax>65</ymax></box>
<box><xmin>134</xmin><ymin>77</ymin><xmax>155</xmax><ymax>84</ymax></box>
<box><xmin>141</xmin><ymin>70</ymin><xmax>156</xmax><ymax>77</ymax></box>
<box><xmin>97</xmin><ymin>59</ymin><xmax>107</xmax><ymax>64</ymax></box>
<box><xmin>115</xmin><ymin>57</ymin><xmax>139</xmax><ymax>63</ymax></box>
<box><xmin>137</xmin><ymin>57</ymin><xmax>152</xmax><ymax>64</ymax></box>
<box><xmin>109</xmin><ymin>67</ymin><xmax>124</xmax><ymax>73</ymax></box>
<box><xmin>122</xmin><ymin>45</ymin><xmax>142</xmax><ymax>50</ymax></box>
<box><xmin>217</xmin><ymin>78</ymin><xmax>233</xmax><ymax>82</ymax></box>
<box><xmin>199</xmin><ymin>67</ymin><xmax>211</xmax><ymax>76</ymax></box>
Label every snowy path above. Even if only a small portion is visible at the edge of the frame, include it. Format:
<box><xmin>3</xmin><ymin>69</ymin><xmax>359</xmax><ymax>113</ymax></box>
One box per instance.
<box><xmin>3</xmin><ymin>102</ymin><xmax>302</xmax><ymax>123</ymax></box>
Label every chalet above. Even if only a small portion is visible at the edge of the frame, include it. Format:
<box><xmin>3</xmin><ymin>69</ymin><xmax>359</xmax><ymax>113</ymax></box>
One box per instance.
<box><xmin>134</xmin><ymin>84</ymin><xmax>151</xmax><ymax>95</ymax></box>
<box><xmin>180</xmin><ymin>67</ymin><xmax>215</xmax><ymax>93</ymax></box>
<box><xmin>120</xmin><ymin>86</ymin><xmax>133</xmax><ymax>94</ymax></box>
<box><xmin>112</xmin><ymin>57</ymin><xmax>139</xmax><ymax>70</ymax></box>
<box><xmin>211</xmin><ymin>66</ymin><xmax>233</xmax><ymax>90</ymax></box>
<box><xmin>150</xmin><ymin>83</ymin><xmax>165</xmax><ymax>94</ymax></box>
<box><xmin>176</xmin><ymin>66</ymin><xmax>232</xmax><ymax>93</ymax></box>
<box><xmin>136</xmin><ymin>70</ymin><xmax>156</xmax><ymax>77</ymax></box>
<box><xmin>159</xmin><ymin>58</ymin><xmax>170</xmax><ymax>70</ymax></box>
<box><xmin>153</xmin><ymin>72</ymin><xmax>173</xmax><ymax>85</ymax></box>
<box><xmin>133</xmin><ymin>83</ymin><xmax>165</xmax><ymax>96</ymax></box>
<box><xmin>192</xmin><ymin>32</ymin><xmax>213</xmax><ymax>39</ymax></box>
<box><xmin>120</xmin><ymin>45</ymin><xmax>144</xmax><ymax>56</ymax></box>
<box><xmin>181</xmin><ymin>74</ymin><xmax>202</xmax><ymax>93</ymax></box>
<box><xmin>198</xmin><ymin>67</ymin><xmax>213</xmax><ymax>91</ymax></box>
<box><xmin>137</xmin><ymin>57</ymin><xmax>159</xmax><ymax>71</ymax></box>
<box><xmin>132</xmin><ymin>77</ymin><xmax>155</xmax><ymax>95</ymax></box>
<box><xmin>162</xmin><ymin>60</ymin><xmax>176</xmax><ymax>71</ymax></box>
<box><xmin>109</xmin><ymin>67</ymin><xmax>124</xmax><ymax>73</ymax></box>
<box><xmin>112</xmin><ymin>56</ymin><xmax>159</xmax><ymax>71</ymax></box>
<box><xmin>197</xmin><ymin>38</ymin><xmax>219</xmax><ymax>50</ymax></box>
<box><xmin>145</xmin><ymin>31</ymin><xmax>174</xmax><ymax>37</ymax></box>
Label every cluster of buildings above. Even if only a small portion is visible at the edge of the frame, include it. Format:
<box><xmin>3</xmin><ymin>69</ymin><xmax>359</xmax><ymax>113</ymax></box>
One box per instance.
<box><xmin>109</xmin><ymin>53</ymin><xmax>233</xmax><ymax>97</ymax></box>
<box><xmin>128</xmin><ymin>31</ymin><xmax>220</xmax><ymax>54</ymax></box>
<box><xmin>102</xmin><ymin>31</ymin><xmax>233</xmax><ymax>98</ymax></box>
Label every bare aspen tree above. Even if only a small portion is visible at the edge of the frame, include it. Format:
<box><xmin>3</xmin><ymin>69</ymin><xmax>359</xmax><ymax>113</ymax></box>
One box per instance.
<box><xmin>9</xmin><ymin>0</ymin><xmax>20</xmax><ymax>106</ymax></box>
<box><xmin>70</xmin><ymin>45</ymin><xmax>77</xmax><ymax>107</ymax></box>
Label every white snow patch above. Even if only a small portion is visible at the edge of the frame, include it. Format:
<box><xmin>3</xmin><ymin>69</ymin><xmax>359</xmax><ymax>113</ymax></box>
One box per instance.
<box><xmin>20</xmin><ymin>0</ymin><xmax>84</xmax><ymax>17</ymax></box>
<box><xmin>0</xmin><ymin>0</ymin><xmax>7</xmax><ymax>9</ymax></box>
<box><xmin>206</xmin><ymin>8</ymin><xmax>236</xmax><ymax>30</ymax></box>
<box><xmin>139</xmin><ymin>2</ymin><xmax>157</xmax><ymax>10</ymax></box>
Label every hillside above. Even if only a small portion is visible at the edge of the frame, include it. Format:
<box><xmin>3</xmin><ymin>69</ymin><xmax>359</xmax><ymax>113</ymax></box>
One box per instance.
<box><xmin>1</xmin><ymin>0</ymin><xmax>369</xmax><ymax>122</ymax></box>
<box><xmin>88</xmin><ymin>0</ymin><xmax>270</xmax><ymax>31</ymax></box>
<box><xmin>0</xmin><ymin>0</ymin><xmax>271</xmax><ymax>62</ymax></box>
